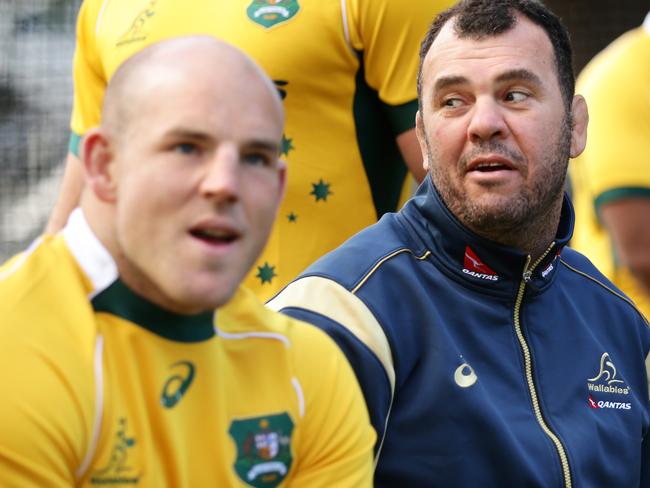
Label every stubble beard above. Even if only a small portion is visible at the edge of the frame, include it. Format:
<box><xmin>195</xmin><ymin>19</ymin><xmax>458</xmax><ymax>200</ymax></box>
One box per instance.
<box><xmin>427</xmin><ymin>116</ymin><xmax>572</xmax><ymax>253</ymax></box>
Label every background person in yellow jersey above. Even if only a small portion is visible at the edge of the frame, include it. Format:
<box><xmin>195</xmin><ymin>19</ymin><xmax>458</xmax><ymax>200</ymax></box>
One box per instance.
<box><xmin>569</xmin><ymin>12</ymin><xmax>650</xmax><ymax>319</ymax></box>
<box><xmin>45</xmin><ymin>0</ymin><xmax>455</xmax><ymax>301</ymax></box>
<box><xmin>0</xmin><ymin>37</ymin><xmax>375</xmax><ymax>487</ymax></box>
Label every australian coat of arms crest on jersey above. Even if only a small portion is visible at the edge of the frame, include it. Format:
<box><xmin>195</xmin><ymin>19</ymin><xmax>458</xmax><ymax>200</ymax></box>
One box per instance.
<box><xmin>229</xmin><ymin>413</ymin><xmax>294</xmax><ymax>487</ymax></box>
<box><xmin>246</xmin><ymin>0</ymin><xmax>300</xmax><ymax>29</ymax></box>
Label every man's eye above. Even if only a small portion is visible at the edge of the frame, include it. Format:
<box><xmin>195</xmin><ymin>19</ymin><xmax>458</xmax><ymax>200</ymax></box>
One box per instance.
<box><xmin>173</xmin><ymin>143</ymin><xmax>198</xmax><ymax>155</ymax></box>
<box><xmin>443</xmin><ymin>98</ymin><xmax>463</xmax><ymax>108</ymax></box>
<box><xmin>242</xmin><ymin>153</ymin><xmax>271</xmax><ymax>166</ymax></box>
<box><xmin>505</xmin><ymin>91</ymin><xmax>528</xmax><ymax>102</ymax></box>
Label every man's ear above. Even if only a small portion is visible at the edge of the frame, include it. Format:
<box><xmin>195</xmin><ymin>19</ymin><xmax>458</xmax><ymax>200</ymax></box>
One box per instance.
<box><xmin>569</xmin><ymin>95</ymin><xmax>589</xmax><ymax>159</ymax></box>
<box><xmin>276</xmin><ymin>158</ymin><xmax>288</xmax><ymax>206</ymax></box>
<box><xmin>415</xmin><ymin>111</ymin><xmax>430</xmax><ymax>171</ymax></box>
<box><xmin>82</xmin><ymin>128</ymin><xmax>117</xmax><ymax>202</ymax></box>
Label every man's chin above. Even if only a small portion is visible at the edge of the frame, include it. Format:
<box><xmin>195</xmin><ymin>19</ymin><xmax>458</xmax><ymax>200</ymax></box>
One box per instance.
<box><xmin>458</xmin><ymin>201</ymin><xmax>528</xmax><ymax>235</ymax></box>
<box><xmin>166</xmin><ymin>276</ymin><xmax>239</xmax><ymax>314</ymax></box>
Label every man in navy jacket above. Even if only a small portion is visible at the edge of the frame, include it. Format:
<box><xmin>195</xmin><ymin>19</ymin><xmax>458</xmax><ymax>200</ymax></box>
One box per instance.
<box><xmin>269</xmin><ymin>0</ymin><xmax>650</xmax><ymax>486</ymax></box>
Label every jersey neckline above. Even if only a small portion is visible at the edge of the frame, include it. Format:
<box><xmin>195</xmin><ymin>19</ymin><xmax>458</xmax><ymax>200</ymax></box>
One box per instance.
<box><xmin>92</xmin><ymin>278</ymin><xmax>215</xmax><ymax>342</ymax></box>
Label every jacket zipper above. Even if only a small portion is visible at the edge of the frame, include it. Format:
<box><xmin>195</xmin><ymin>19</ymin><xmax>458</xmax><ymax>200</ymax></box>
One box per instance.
<box><xmin>514</xmin><ymin>243</ymin><xmax>572</xmax><ymax>488</ymax></box>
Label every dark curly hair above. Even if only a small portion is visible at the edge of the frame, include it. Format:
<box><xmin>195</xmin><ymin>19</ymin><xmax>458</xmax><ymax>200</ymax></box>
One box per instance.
<box><xmin>417</xmin><ymin>0</ymin><xmax>574</xmax><ymax>111</ymax></box>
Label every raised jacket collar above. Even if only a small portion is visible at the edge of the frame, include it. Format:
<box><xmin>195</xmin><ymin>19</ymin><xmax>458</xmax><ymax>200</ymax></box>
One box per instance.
<box><xmin>398</xmin><ymin>177</ymin><xmax>574</xmax><ymax>296</ymax></box>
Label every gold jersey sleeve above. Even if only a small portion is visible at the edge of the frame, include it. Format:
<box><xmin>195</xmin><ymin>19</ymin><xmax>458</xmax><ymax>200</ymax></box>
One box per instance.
<box><xmin>70</xmin><ymin>0</ymin><xmax>106</xmax><ymax>139</ymax></box>
<box><xmin>0</xmin><ymin>217</ymin><xmax>374</xmax><ymax>486</ymax></box>
<box><xmin>68</xmin><ymin>0</ymin><xmax>454</xmax><ymax>301</ymax></box>
<box><xmin>0</xmin><ymin>237</ymin><xmax>98</xmax><ymax>487</ymax></box>
<box><xmin>570</xmin><ymin>23</ymin><xmax>650</xmax><ymax>317</ymax></box>
<box><xmin>347</xmin><ymin>0</ymin><xmax>455</xmax><ymax>108</ymax></box>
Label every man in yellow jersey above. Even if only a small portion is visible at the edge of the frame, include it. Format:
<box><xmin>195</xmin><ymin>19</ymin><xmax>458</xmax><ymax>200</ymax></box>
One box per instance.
<box><xmin>0</xmin><ymin>37</ymin><xmax>374</xmax><ymax>487</ymax></box>
<box><xmin>46</xmin><ymin>0</ymin><xmax>454</xmax><ymax>301</ymax></box>
<box><xmin>569</xmin><ymin>12</ymin><xmax>650</xmax><ymax>319</ymax></box>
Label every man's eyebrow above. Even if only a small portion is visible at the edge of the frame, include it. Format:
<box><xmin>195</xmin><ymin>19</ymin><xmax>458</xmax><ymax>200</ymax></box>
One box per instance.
<box><xmin>433</xmin><ymin>75</ymin><xmax>469</xmax><ymax>93</ymax></box>
<box><xmin>432</xmin><ymin>69</ymin><xmax>543</xmax><ymax>93</ymax></box>
<box><xmin>164</xmin><ymin>128</ymin><xmax>213</xmax><ymax>142</ymax></box>
<box><xmin>495</xmin><ymin>69</ymin><xmax>543</xmax><ymax>87</ymax></box>
<box><xmin>244</xmin><ymin>139</ymin><xmax>281</xmax><ymax>154</ymax></box>
<box><xmin>163</xmin><ymin>129</ymin><xmax>280</xmax><ymax>153</ymax></box>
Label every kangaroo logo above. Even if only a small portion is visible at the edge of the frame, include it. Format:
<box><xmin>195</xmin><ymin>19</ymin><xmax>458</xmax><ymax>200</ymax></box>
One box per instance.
<box><xmin>465</xmin><ymin>251</ymin><xmax>487</xmax><ymax>271</ymax></box>
<box><xmin>90</xmin><ymin>417</ymin><xmax>140</xmax><ymax>484</ymax></box>
<box><xmin>116</xmin><ymin>0</ymin><xmax>158</xmax><ymax>46</ymax></box>
<box><xmin>588</xmin><ymin>352</ymin><xmax>625</xmax><ymax>385</ymax></box>
<box><xmin>462</xmin><ymin>246</ymin><xmax>499</xmax><ymax>281</ymax></box>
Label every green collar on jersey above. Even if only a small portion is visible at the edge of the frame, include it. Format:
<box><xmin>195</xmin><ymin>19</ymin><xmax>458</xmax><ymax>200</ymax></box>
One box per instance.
<box><xmin>92</xmin><ymin>279</ymin><xmax>215</xmax><ymax>342</ymax></box>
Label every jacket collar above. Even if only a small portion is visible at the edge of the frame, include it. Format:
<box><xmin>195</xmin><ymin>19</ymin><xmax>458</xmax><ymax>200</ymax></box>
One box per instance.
<box><xmin>400</xmin><ymin>177</ymin><xmax>574</xmax><ymax>295</ymax></box>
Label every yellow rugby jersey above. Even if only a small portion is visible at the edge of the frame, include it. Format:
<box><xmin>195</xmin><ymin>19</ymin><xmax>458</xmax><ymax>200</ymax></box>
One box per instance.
<box><xmin>0</xmin><ymin>210</ymin><xmax>375</xmax><ymax>487</ymax></box>
<box><xmin>69</xmin><ymin>0</ymin><xmax>454</xmax><ymax>300</ymax></box>
<box><xmin>570</xmin><ymin>17</ymin><xmax>650</xmax><ymax>318</ymax></box>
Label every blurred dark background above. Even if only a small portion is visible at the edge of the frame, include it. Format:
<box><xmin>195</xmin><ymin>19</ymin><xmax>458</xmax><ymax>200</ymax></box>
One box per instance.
<box><xmin>547</xmin><ymin>0</ymin><xmax>649</xmax><ymax>73</ymax></box>
<box><xmin>1</xmin><ymin>0</ymin><xmax>649</xmax><ymax>260</ymax></box>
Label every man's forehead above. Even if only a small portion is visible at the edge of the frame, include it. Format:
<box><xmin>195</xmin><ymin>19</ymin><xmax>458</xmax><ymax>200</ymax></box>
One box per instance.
<box><xmin>107</xmin><ymin>37</ymin><xmax>283</xmax><ymax>120</ymax></box>
<box><xmin>423</xmin><ymin>14</ymin><xmax>554</xmax><ymax>82</ymax></box>
<box><xmin>128</xmin><ymin>62</ymin><xmax>281</xmax><ymax>116</ymax></box>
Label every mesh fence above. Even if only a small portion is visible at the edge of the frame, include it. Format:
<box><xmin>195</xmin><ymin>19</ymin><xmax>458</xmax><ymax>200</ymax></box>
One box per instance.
<box><xmin>0</xmin><ymin>0</ymin><xmax>648</xmax><ymax>262</ymax></box>
<box><xmin>0</xmin><ymin>0</ymin><xmax>80</xmax><ymax>260</ymax></box>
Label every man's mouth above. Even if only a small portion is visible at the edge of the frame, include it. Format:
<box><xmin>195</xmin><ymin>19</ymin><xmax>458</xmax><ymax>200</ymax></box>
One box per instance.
<box><xmin>472</xmin><ymin>161</ymin><xmax>512</xmax><ymax>172</ymax></box>
<box><xmin>466</xmin><ymin>154</ymin><xmax>517</xmax><ymax>174</ymax></box>
<box><xmin>189</xmin><ymin>228</ymin><xmax>238</xmax><ymax>245</ymax></box>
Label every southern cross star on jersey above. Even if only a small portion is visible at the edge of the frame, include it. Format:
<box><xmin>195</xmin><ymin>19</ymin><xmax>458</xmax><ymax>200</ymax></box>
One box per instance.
<box><xmin>310</xmin><ymin>179</ymin><xmax>332</xmax><ymax>202</ymax></box>
<box><xmin>256</xmin><ymin>262</ymin><xmax>277</xmax><ymax>284</ymax></box>
<box><xmin>281</xmin><ymin>134</ymin><xmax>294</xmax><ymax>156</ymax></box>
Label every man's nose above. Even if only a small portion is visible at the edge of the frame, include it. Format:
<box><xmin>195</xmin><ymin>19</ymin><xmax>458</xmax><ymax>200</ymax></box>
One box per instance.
<box><xmin>467</xmin><ymin>97</ymin><xmax>509</xmax><ymax>143</ymax></box>
<box><xmin>198</xmin><ymin>145</ymin><xmax>240</xmax><ymax>203</ymax></box>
